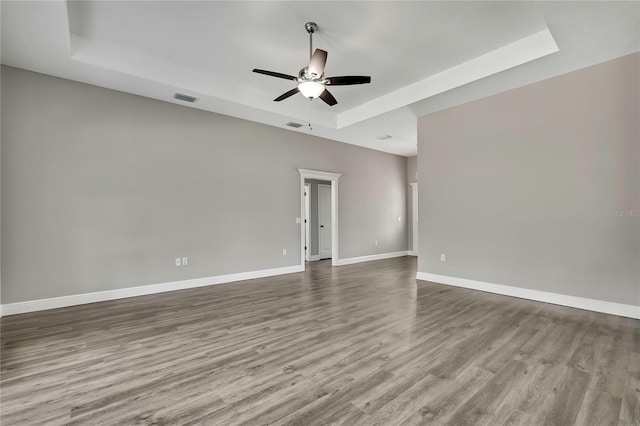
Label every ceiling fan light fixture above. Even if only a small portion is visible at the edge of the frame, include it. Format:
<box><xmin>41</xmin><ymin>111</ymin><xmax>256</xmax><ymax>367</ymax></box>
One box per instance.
<box><xmin>253</xmin><ymin>21</ymin><xmax>370</xmax><ymax>106</ymax></box>
<box><xmin>298</xmin><ymin>81</ymin><xmax>325</xmax><ymax>99</ymax></box>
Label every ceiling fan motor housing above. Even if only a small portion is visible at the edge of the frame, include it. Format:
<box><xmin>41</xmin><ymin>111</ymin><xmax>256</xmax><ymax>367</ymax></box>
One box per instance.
<box><xmin>299</xmin><ymin>67</ymin><xmax>323</xmax><ymax>81</ymax></box>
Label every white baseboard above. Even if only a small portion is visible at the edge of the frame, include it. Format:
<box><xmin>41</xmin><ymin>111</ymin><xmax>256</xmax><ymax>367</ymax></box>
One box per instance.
<box><xmin>408</xmin><ymin>251</ymin><xmax>417</xmax><ymax>256</ymax></box>
<box><xmin>416</xmin><ymin>272</ymin><xmax>640</xmax><ymax>320</ymax></box>
<box><xmin>0</xmin><ymin>265</ymin><xmax>304</xmax><ymax>317</ymax></box>
<box><xmin>308</xmin><ymin>255</ymin><xmax>321</xmax><ymax>261</ymax></box>
<box><xmin>336</xmin><ymin>251</ymin><xmax>409</xmax><ymax>266</ymax></box>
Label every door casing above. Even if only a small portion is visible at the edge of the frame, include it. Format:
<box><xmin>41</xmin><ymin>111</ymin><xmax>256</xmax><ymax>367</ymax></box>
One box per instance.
<box><xmin>298</xmin><ymin>169</ymin><xmax>341</xmax><ymax>269</ymax></box>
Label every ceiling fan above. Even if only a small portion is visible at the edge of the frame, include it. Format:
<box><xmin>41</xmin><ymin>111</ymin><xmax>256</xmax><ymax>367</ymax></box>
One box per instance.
<box><xmin>252</xmin><ymin>22</ymin><xmax>371</xmax><ymax>106</ymax></box>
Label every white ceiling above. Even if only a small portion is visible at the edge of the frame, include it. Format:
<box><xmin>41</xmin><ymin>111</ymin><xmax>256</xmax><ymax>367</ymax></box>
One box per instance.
<box><xmin>1</xmin><ymin>1</ymin><xmax>639</xmax><ymax>157</ymax></box>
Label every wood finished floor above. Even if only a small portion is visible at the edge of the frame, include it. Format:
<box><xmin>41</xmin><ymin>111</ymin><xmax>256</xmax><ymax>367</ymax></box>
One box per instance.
<box><xmin>1</xmin><ymin>257</ymin><xmax>639</xmax><ymax>425</ymax></box>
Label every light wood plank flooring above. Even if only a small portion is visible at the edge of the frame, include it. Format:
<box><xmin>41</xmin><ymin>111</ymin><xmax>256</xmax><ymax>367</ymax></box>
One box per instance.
<box><xmin>1</xmin><ymin>257</ymin><xmax>639</xmax><ymax>425</ymax></box>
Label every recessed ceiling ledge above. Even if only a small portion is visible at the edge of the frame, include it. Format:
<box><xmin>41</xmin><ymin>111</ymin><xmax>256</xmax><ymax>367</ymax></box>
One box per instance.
<box><xmin>336</xmin><ymin>28</ymin><xmax>559</xmax><ymax>128</ymax></box>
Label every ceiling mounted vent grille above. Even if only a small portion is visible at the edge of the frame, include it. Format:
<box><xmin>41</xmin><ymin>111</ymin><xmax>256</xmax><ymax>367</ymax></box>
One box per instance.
<box><xmin>173</xmin><ymin>93</ymin><xmax>198</xmax><ymax>103</ymax></box>
<box><xmin>286</xmin><ymin>122</ymin><xmax>303</xmax><ymax>128</ymax></box>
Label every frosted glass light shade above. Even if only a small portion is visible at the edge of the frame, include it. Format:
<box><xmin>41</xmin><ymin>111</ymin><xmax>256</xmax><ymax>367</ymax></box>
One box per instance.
<box><xmin>298</xmin><ymin>81</ymin><xmax>325</xmax><ymax>99</ymax></box>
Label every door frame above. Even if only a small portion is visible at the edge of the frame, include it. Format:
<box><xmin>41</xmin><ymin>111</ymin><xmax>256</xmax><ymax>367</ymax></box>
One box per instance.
<box><xmin>410</xmin><ymin>183</ymin><xmax>418</xmax><ymax>256</ymax></box>
<box><xmin>317</xmin><ymin>183</ymin><xmax>332</xmax><ymax>259</ymax></box>
<box><xmin>298</xmin><ymin>169</ymin><xmax>341</xmax><ymax>269</ymax></box>
<box><xmin>304</xmin><ymin>183</ymin><xmax>311</xmax><ymax>261</ymax></box>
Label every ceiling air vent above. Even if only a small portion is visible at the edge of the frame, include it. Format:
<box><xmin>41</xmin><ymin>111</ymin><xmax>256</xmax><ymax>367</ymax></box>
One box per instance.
<box><xmin>173</xmin><ymin>93</ymin><xmax>198</xmax><ymax>103</ymax></box>
<box><xmin>286</xmin><ymin>122</ymin><xmax>303</xmax><ymax>128</ymax></box>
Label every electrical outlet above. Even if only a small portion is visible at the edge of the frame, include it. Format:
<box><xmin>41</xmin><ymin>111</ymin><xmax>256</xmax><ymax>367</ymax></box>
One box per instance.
<box><xmin>175</xmin><ymin>257</ymin><xmax>182</xmax><ymax>266</ymax></box>
<box><xmin>282</xmin><ymin>248</ymin><xmax>287</xmax><ymax>256</ymax></box>
<box><xmin>374</xmin><ymin>240</ymin><xmax>378</xmax><ymax>246</ymax></box>
<box><xmin>182</xmin><ymin>257</ymin><xmax>188</xmax><ymax>266</ymax></box>
<box><xmin>440</xmin><ymin>254</ymin><xmax>446</xmax><ymax>262</ymax></box>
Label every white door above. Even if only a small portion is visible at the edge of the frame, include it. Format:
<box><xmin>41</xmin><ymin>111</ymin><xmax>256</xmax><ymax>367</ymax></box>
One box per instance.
<box><xmin>318</xmin><ymin>184</ymin><xmax>332</xmax><ymax>259</ymax></box>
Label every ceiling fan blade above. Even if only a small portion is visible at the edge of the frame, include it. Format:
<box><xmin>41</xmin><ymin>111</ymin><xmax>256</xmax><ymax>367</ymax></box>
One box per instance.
<box><xmin>253</xmin><ymin>69</ymin><xmax>297</xmax><ymax>81</ymax></box>
<box><xmin>273</xmin><ymin>87</ymin><xmax>300</xmax><ymax>102</ymax></box>
<box><xmin>319</xmin><ymin>89</ymin><xmax>337</xmax><ymax>106</ymax></box>
<box><xmin>308</xmin><ymin>49</ymin><xmax>328</xmax><ymax>78</ymax></box>
<box><xmin>325</xmin><ymin>76</ymin><xmax>371</xmax><ymax>85</ymax></box>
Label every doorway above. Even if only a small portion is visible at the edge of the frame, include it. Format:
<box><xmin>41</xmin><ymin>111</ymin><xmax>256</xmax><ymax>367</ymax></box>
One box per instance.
<box><xmin>298</xmin><ymin>169</ymin><xmax>341</xmax><ymax>270</ymax></box>
<box><xmin>303</xmin><ymin>179</ymin><xmax>331</xmax><ymax>261</ymax></box>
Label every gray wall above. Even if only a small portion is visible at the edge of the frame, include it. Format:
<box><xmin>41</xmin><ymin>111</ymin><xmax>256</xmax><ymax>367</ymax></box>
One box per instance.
<box><xmin>1</xmin><ymin>66</ymin><xmax>408</xmax><ymax>304</ymax></box>
<box><xmin>304</xmin><ymin>179</ymin><xmax>330</xmax><ymax>257</ymax></box>
<box><xmin>418</xmin><ymin>52</ymin><xmax>639</xmax><ymax>306</ymax></box>
<box><xmin>406</xmin><ymin>156</ymin><xmax>417</xmax><ymax>253</ymax></box>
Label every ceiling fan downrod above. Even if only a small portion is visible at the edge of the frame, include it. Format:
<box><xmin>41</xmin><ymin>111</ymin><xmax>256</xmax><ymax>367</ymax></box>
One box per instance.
<box><xmin>305</xmin><ymin>22</ymin><xmax>318</xmax><ymax>61</ymax></box>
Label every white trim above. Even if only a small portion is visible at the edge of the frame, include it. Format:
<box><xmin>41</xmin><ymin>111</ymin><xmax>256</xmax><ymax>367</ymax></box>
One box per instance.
<box><xmin>308</xmin><ymin>255</ymin><xmax>321</xmax><ymax>262</ymax></box>
<box><xmin>336</xmin><ymin>251</ymin><xmax>409</xmax><ymax>266</ymax></box>
<box><xmin>304</xmin><ymin>183</ymin><xmax>311</xmax><ymax>262</ymax></box>
<box><xmin>299</xmin><ymin>169</ymin><xmax>341</xmax><ymax>269</ymax></box>
<box><xmin>1</xmin><ymin>265</ymin><xmax>304</xmax><ymax>316</ymax></box>
<box><xmin>410</xmin><ymin>183</ymin><xmax>418</xmax><ymax>256</ymax></box>
<box><xmin>298</xmin><ymin>169</ymin><xmax>342</xmax><ymax>182</ymax></box>
<box><xmin>416</xmin><ymin>272</ymin><xmax>640</xmax><ymax>320</ymax></box>
<box><xmin>331</xmin><ymin>180</ymin><xmax>339</xmax><ymax>266</ymax></box>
